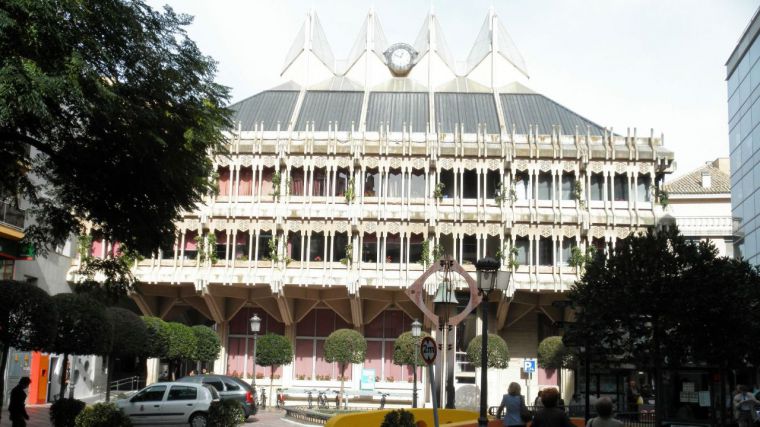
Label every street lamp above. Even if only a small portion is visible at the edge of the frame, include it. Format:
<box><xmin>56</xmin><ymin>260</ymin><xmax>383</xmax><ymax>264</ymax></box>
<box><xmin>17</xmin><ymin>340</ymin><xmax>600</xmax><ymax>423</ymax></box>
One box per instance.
<box><xmin>250</xmin><ymin>314</ymin><xmax>261</xmax><ymax>390</ymax></box>
<box><xmin>475</xmin><ymin>256</ymin><xmax>507</xmax><ymax>427</ymax></box>
<box><xmin>411</xmin><ymin>319</ymin><xmax>422</xmax><ymax>408</ymax></box>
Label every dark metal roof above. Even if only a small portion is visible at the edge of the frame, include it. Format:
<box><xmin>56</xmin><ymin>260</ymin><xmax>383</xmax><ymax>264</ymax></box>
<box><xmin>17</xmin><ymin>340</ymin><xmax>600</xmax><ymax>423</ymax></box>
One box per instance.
<box><xmin>500</xmin><ymin>94</ymin><xmax>606</xmax><ymax>136</ymax></box>
<box><xmin>434</xmin><ymin>93</ymin><xmax>499</xmax><ymax>133</ymax></box>
<box><xmin>229</xmin><ymin>91</ymin><xmax>299</xmax><ymax>131</ymax></box>
<box><xmin>295</xmin><ymin>91</ymin><xmax>363</xmax><ymax>131</ymax></box>
<box><xmin>366</xmin><ymin>92</ymin><xmax>429</xmax><ymax>132</ymax></box>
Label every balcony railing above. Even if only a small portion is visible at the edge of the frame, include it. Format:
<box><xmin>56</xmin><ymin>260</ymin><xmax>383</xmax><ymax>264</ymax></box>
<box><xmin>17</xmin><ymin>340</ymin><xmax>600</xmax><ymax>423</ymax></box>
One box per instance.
<box><xmin>0</xmin><ymin>202</ymin><xmax>24</xmax><ymax>230</ymax></box>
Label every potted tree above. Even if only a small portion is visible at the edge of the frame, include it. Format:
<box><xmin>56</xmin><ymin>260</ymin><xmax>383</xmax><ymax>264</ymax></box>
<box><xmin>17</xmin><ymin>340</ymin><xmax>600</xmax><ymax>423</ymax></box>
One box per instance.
<box><xmin>255</xmin><ymin>333</ymin><xmax>293</xmax><ymax>405</ymax></box>
<box><xmin>324</xmin><ymin>329</ymin><xmax>366</xmax><ymax>408</ymax></box>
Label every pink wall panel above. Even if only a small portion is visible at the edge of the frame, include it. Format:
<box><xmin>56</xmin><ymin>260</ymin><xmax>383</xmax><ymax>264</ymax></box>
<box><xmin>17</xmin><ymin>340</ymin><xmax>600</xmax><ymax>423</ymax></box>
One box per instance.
<box><xmin>261</xmin><ymin>169</ymin><xmax>273</xmax><ymax>195</ymax></box>
<box><xmin>384</xmin><ymin>341</ymin><xmax>403</xmax><ymax>382</ymax></box>
<box><xmin>314</xmin><ymin>340</ymin><xmax>332</xmax><ymax>378</ymax></box>
<box><xmin>295</xmin><ymin>339</ymin><xmax>314</xmax><ymax>378</ymax></box>
<box><xmin>90</xmin><ymin>239</ymin><xmax>103</xmax><ymax>258</ymax></box>
<box><xmin>229</xmin><ymin>307</ymin><xmax>286</xmax><ymax>335</ymax></box>
<box><xmin>365</xmin><ymin>315</ymin><xmax>384</xmax><ymax>338</ymax></box>
<box><xmin>538</xmin><ymin>367</ymin><xmax>557</xmax><ymax>385</ymax></box>
<box><xmin>315</xmin><ymin>309</ymin><xmax>335</xmax><ymax>337</ymax></box>
<box><xmin>239</xmin><ymin>167</ymin><xmax>253</xmax><ymax>196</ymax></box>
<box><xmin>226</xmin><ymin>337</ymin><xmax>246</xmax><ymax>376</ymax></box>
<box><xmin>184</xmin><ymin>231</ymin><xmax>198</xmax><ymax>250</ymax></box>
<box><xmin>365</xmin><ymin>342</ymin><xmax>383</xmax><ymax>379</ymax></box>
<box><xmin>296</xmin><ymin>310</ymin><xmax>316</xmax><ymax>336</ymax></box>
<box><xmin>218</xmin><ymin>167</ymin><xmax>230</xmax><ymax>196</ymax></box>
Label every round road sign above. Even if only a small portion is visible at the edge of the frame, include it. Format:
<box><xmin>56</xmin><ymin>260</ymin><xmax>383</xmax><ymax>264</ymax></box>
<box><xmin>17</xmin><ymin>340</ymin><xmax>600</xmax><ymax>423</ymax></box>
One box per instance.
<box><xmin>420</xmin><ymin>336</ymin><xmax>437</xmax><ymax>365</ymax></box>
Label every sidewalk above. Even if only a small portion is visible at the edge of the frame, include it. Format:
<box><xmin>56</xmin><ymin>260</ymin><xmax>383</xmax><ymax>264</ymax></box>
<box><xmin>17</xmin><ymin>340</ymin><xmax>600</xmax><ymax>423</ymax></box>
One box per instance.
<box><xmin>0</xmin><ymin>405</ymin><xmax>304</xmax><ymax>427</ymax></box>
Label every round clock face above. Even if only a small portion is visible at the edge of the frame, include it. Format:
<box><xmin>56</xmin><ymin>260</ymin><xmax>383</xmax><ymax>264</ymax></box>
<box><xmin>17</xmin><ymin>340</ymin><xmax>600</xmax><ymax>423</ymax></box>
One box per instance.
<box><xmin>391</xmin><ymin>48</ymin><xmax>412</xmax><ymax>69</ymax></box>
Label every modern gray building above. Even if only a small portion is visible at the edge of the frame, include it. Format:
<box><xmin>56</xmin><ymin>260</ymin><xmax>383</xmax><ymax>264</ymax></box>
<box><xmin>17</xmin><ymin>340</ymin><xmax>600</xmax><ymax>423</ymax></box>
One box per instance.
<box><xmin>727</xmin><ymin>6</ymin><xmax>760</xmax><ymax>264</ymax></box>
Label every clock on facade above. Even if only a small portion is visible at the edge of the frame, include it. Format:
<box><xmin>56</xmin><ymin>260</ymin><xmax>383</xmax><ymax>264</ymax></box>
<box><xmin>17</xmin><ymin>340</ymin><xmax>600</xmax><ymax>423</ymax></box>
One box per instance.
<box><xmin>384</xmin><ymin>43</ymin><xmax>417</xmax><ymax>77</ymax></box>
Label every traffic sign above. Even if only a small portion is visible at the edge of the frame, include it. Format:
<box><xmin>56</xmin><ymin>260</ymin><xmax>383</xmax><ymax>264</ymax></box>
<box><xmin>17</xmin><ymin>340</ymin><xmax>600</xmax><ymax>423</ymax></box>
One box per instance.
<box><xmin>420</xmin><ymin>336</ymin><xmax>437</xmax><ymax>365</ymax></box>
<box><xmin>523</xmin><ymin>359</ymin><xmax>536</xmax><ymax>373</ymax></box>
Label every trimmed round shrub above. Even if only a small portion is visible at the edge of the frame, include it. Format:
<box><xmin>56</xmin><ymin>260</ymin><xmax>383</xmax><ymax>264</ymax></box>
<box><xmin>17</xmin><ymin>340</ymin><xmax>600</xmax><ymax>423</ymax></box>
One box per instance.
<box><xmin>392</xmin><ymin>331</ymin><xmax>430</xmax><ymax>367</ymax></box>
<box><xmin>191</xmin><ymin>325</ymin><xmax>221</xmax><ymax>362</ymax></box>
<box><xmin>141</xmin><ymin>316</ymin><xmax>169</xmax><ymax>358</ymax></box>
<box><xmin>381</xmin><ymin>409</ymin><xmax>416</xmax><ymax>427</ymax></box>
<box><xmin>466</xmin><ymin>334</ymin><xmax>509</xmax><ymax>369</ymax></box>
<box><xmin>537</xmin><ymin>336</ymin><xmax>573</xmax><ymax>369</ymax></box>
<box><xmin>208</xmin><ymin>399</ymin><xmax>245</xmax><ymax>426</ymax></box>
<box><xmin>165</xmin><ymin>322</ymin><xmax>197</xmax><ymax>360</ymax></box>
<box><xmin>50</xmin><ymin>398</ymin><xmax>86</xmax><ymax>427</ymax></box>
<box><xmin>74</xmin><ymin>403</ymin><xmax>132</xmax><ymax>427</ymax></box>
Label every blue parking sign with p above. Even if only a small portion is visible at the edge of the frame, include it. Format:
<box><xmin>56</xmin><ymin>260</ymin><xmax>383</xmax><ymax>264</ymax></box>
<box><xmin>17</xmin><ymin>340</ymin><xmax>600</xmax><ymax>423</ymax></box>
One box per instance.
<box><xmin>523</xmin><ymin>359</ymin><xmax>536</xmax><ymax>373</ymax></box>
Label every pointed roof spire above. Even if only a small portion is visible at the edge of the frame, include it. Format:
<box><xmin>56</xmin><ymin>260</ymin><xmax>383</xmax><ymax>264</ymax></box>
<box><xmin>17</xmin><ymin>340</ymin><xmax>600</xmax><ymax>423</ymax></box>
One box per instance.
<box><xmin>465</xmin><ymin>10</ymin><xmax>528</xmax><ymax>79</ymax></box>
<box><xmin>281</xmin><ymin>10</ymin><xmax>336</xmax><ymax>77</ymax></box>
<box><xmin>343</xmin><ymin>8</ymin><xmax>389</xmax><ymax>75</ymax></box>
<box><xmin>412</xmin><ymin>9</ymin><xmax>456</xmax><ymax>73</ymax></box>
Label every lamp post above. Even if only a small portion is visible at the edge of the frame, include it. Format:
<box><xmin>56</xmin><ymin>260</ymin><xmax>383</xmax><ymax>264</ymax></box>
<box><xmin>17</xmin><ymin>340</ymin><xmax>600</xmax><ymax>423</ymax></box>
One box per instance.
<box><xmin>411</xmin><ymin>319</ymin><xmax>422</xmax><ymax>408</ymax></box>
<box><xmin>475</xmin><ymin>256</ymin><xmax>505</xmax><ymax>427</ymax></box>
<box><xmin>250</xmin><ymin>314</ymin><xmax>261</xmax><ymax>390</ymax></box>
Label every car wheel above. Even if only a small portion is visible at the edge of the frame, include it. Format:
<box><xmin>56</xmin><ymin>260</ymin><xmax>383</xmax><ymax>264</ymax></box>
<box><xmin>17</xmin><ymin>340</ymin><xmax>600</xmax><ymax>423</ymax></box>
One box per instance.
<box><xmin>189</xmin><ymin>412</ymin><xmax>207</xmax><ymax>427</ymax></box>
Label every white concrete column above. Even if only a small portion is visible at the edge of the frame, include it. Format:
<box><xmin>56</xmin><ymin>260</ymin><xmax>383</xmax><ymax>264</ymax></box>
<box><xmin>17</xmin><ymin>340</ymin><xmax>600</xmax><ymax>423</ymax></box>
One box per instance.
<box><xmin>213</xmin><ymin>321</ymin><xmax>229</xmax><ymax>376</ymax></box>
<box><xmin>146</xmin><ymin>358</ymin><xmax>160</xmax><ymax>386</ymax></box>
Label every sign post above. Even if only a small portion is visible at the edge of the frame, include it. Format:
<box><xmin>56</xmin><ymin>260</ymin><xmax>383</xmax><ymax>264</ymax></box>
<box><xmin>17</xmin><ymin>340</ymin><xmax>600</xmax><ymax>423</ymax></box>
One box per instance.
<box><xmin>523</xmin><ymin>359</ymin><xmax>536</xmax><ymax>403</ymax></box>
<box><xmin>420</xmin><ymin>337</ymin><xmax>440</xmax><ymax>427</ymax></box>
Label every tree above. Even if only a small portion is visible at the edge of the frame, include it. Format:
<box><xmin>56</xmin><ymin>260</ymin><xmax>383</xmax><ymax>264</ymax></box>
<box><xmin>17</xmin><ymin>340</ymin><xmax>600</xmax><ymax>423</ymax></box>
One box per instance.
<box><xmin>142</xmin><ymin>316</ymin><xmax>170</xmax><ymax>359</ymax></box>
<box><xmin>255</xmin><ymin>333</ymin><xmax>293</xmax><ymax>402</ymax></box>
<box><xmin>105</xmin><ymin>308</ymin><xmax>147</xmax><ymax>402</ymax></box>
<box><xmin>537</xmin><ymin>336</ymin><xmax>572</xmax><ymax>369</ymax></box>
<box><xmin>191</xmin><ymin>325</ymin><xmax>221</xmax><ymax>364</ymax></box>
<box><xmin>0</xmin><ymin>281</ymin><xmax>58</xmax><ymax>421</ymax></box>
<box><xmin>0</xmin><ymin>0</ymin><xmax>230</xmax><ymax>260</ymax></box>
<box><xmin>564</xmin><ymin>227</ymin><xmax>760</xmax><ymax>426</ymax></box>
<box><xmin>324</xmin><ymin>329</ymin><xmax>366</xmax><ymax>406</ymax></box>
<box><xmin>50</xmin><ymin>294</ymin><xmax>113</xmax><ymax>401</ymax></box>
<box><xmin>164</xmin><ymin>322</ymin><xmax>197</xmax><ymax>379</ymax></box>
<box><xmin>392</xmin><ymin>331</ymin><xmax>429</xmax><ymax>384</ymax></box>
<box><xmin>466</xmin><ymin>334</ymin><xmax>509</xmax><ymax>369</ymax></box>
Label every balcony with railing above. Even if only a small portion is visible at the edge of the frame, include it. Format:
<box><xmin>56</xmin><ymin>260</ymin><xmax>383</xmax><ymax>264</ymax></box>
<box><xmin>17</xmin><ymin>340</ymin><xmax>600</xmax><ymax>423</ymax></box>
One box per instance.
<box><xmin>0</xmin><ymin>202</ymin><xmax>24</xmax><ymax>231</ymax></box>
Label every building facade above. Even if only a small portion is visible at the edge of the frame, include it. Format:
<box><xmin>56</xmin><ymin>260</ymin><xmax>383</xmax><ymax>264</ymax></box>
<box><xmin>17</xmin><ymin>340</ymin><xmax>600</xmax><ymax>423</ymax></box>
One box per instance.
<box><xmin>73</xmin><ymin>10</ymin><xmax>674</xmax><ymax>407</ymax></box>
<box><xmin>727</xmin><ymin>6</ymin><xmax>760</xmax><ymax>264</ymax></box>
<box><xmin>662</xmin><ymin>158</ymin><xmax>735</xmax><ymax>257</ymax></box>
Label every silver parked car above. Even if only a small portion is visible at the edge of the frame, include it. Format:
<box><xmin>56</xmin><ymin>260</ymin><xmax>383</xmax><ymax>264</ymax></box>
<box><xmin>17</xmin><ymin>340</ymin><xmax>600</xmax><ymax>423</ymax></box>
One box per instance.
<box><xmin>116</xmin><ymin>381</ymin><xmax>219</xmax><ymax>426</ymax></box>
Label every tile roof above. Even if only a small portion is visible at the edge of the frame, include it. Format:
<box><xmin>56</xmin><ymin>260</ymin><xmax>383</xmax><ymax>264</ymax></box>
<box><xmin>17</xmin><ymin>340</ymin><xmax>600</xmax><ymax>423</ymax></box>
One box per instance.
<box><xmin>664</xmin><ymin>164</ymin><xmax>731</xmax><ymax>195</ymax></box>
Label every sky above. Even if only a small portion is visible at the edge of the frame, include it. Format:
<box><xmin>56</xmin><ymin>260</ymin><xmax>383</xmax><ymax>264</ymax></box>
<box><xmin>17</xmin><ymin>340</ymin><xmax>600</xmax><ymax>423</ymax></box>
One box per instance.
<box><xmin>147</xmin><ymin>0</ymin><xmax>759</xmax><ymax>180</ymax></box>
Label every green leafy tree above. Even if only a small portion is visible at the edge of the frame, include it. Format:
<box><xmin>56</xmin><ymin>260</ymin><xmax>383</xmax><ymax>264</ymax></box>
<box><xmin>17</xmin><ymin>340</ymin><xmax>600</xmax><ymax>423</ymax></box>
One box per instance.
<box><xmin>0</xmin><ymin>281</ymin><xmax>58</xmax><ymax>421</ymax></box>
<box><xmin>255</xmin><ymin>333</ymin><xmax>293</xmax><ymax>401</ymax></box>
<box><xmin>105</xmin><ymin>308</ymin><xmax>147</xmax><ymax>402</ymax></box>
<box><xmin>392</xmin><ymin>331</ymin><xmax>430</xmax><ymax>369</ymax></box>
<box><xmin>165</xmin><ymin>322</ymin><xmax>197</xmax><ymax>379</ymax></box>
<box><xmin>0</xmin><ymin>0</ymin><xmax>230</xmax><ymax>261</ymax></box>
<box><xmin>564</xmin><ymin>227</ymin><xmax>760</xmax><ymax>426</ymax></box>
<box><xmin>537</xmin><ymin>336</ymin><xmax>572</xmax><ymax>369</ymax></box>
<box><xmin>50</xmin><ymin>294</ymin><xmax>113</xmax><ymax>401</ymax></box>
<box><xmin>141</xmin><ymin>316</ymin><xmax>170</xmax><ymax>359</ymax></box>
<box><xmin>191</xmin><ymin>325</ymin><xmax>221</xmax><ymax>363</ymax></box>
<box><xmin>466</xmin><ymin>334</ymin><xmax>509</xmax><ymax>369</ymax></box>
<box><xmin>324</xmin><ymin>329</ymin><xmax>366</xmax><ymax>405</ymax></box>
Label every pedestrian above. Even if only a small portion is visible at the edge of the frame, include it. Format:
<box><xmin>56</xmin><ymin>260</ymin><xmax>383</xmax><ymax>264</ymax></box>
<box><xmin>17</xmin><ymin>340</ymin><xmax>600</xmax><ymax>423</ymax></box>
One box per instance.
<box><xmin>188</xmin><ymin>369</ymin><xmax>196</xmax><ymax>376</ymax></box>
<box><xmin>585</xmin><ymin>397</ymin><xmax>623</xmax><ymax>427</ymax></box>
<box><xmin>734</xmin><ymin>384</ymin><xmax>759</xmax><ymax>427</ymax></box>
<box><xmin>9</xmin><ymin>377</ymin><xmax>31</xmax><ymax>427</ymax></box>
<box><xmin>201</xmin><ymin>368</ymin><xmax>208</xmax><ymax>375</ymax></box>
<box><xmin>497</xmin><ymin>382</ymin><xmax>531</xmax><ymax>427</ymax></box>
<box><xmin>626</xmin><ymin>379</ymin><xmax>641</xmax><ymax>415</ymax></box>
<box><xmin>535</xmin><ymin>390</ymin><xmax>544</xmax><ymax>408</ymax></box>
<box><xmin>531</xmin><ymin>388</ymin><xmax>574</xmax><ymax>427</ymax></box>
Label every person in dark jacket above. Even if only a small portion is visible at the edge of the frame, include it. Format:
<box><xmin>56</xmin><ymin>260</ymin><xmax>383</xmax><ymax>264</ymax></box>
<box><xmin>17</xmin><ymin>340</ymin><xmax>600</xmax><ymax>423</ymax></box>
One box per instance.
<box><xmin>9</xmin><ymin>377</ymin><xmax>31</xmax><ymax>427</ymax></box>
<box><xmin>532</xmin><ymin>387</ymin><xmax>574</xmax><ymax>427</ymax></box>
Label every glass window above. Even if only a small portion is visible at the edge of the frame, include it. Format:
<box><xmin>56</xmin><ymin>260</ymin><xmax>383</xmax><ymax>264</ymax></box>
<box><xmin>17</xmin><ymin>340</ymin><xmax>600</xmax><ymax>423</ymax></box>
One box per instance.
<box><xmin>132</xmin><ymin>385</ymin><xmax>166</xmax><ymax>402</ymax></box>
<box><xmin>613</xmin><ymin>174</ymin><xmax>629</xmax><ymax>202</ymax></box>
<box><xmin>590</xmin><ymin>174</ymin><xmax>604</xmax><ymax>201</ymax></box>
<box><xmin>537</xmin><ymin>173</ymin><xmax>552</xmax><ymax>200</ymax></box>
<box><xmin>387</xmin><ymin>169</ymin><xmax>403</xmax><ymax>198</ymax></box>
<box><xmin>335</xmin><ymin>168</ymin><xmax>350</xmax><ymax>197</ymax></box>
<box><xmin>515</xmin><ymin>172</ymin><xmax>530</xmax><ymax>201</ymax></box>
<box><xmin>333</xmin><ymin>232</ymin><xmax>349</xmax><ymax>262</ymax></box>
<box><xmin>409</xmin><ymin>170</ymin><xmax>425</xmax><ymax>198</ymax></box>
<box><xmin>514</xmin><ymin>238</ymin><xmax>529</xmax><ymax>266</ymax></box>
<box><xmin>362</xmin><ymin>233</ymin><xmax>378</xmax><ymax>263</ymax></box>
<box><xmin>290</xmin><ymin>168</ymin><xmax>305</xmax><ymax>196</ymax></box>
<box><xmin>202</xmin><ymin>378</ymin><xmax>224</xmax><ymax>392</ymax></box>
<box><xmin>637</xmin><ymin>175</ymin><xmax>651</xmax><ymax>202</ymax></box>
<box><xmin>364</xmin><ymin>169</ymin><xmax>380</xmax><ymax>197</ymax></box>
<box><xmin>385</xmin><ymin>234</ymin><xmax>401</xmax><ymax>263</ymax></box>
<box><xmin>409</xmin><ymin>234</ymin><xmax>424</xmax><ymax>264</ymax></box>
<box><xmin>561</xmin><ymin>238</ymin><xmax>573</xmax><ymax>266</ymax></box>
<box><xmin>439</xmin><ymin>170</ymin><xmax>455</xmax><ymax>199</ymax></box>
<box><xmin>288</xmin><ymin>231</ymin><xmax>302</xmax><ymax>261</ymax></box>
<box><xmin>222</xmin><ymin>380</ymin><xmax>240</xmax><ymax>392</ymax></box>
<box><xmin>310</xmin><ymin>233</ymin><xmax>325</xmax><ymax>261</ymax></box>
<box><xmin>462</xmin><ymin>170</ymin><xmax>477</xmax><ymax>199</ymax></box>
<box><xmin>462</xmin><ymin>235</ymin><xmax>477</xmax><ymax>264</ymax></box>
<box><xmin>538</xmin><ymin>237</ymin><xmax>553</xmax><ymax>266</ymax></box>
<box><xmin>168</xmin><ymin>385</ymin><xmax>197</xmax><ymax>401</ymax></box>
<box><xmin>561</xmin><ymin>173</ymin><xmax>575</xmax><ymax>200</ymax></box>
<box><xmin>486</xmin><ymin>170</ymin><xmax>501</xmax><ymax>199</ymax></box>
<box><xmin>257</xmin><ymin>232</ymin><xmax>272</xmax><ymax>261</ymax></box>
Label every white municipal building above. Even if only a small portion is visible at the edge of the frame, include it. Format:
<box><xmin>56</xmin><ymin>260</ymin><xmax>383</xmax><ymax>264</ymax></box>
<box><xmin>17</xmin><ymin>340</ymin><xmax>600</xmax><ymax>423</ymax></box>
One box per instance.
<box><xmin>76</xmin><ymin>9</ymin><xmax>676</xmax><ymax>407</ymax></box>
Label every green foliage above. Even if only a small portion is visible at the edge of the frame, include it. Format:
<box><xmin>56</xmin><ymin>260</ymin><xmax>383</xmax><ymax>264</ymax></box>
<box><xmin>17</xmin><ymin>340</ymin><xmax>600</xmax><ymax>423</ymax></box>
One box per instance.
<box><xmin>466</xmin><ymin>334</ymin><xmax>509</xmax><ymax>369</ymax></box>
<box><xmin>0</xmin><ymin>280</ymin><xmax>58</xmax><ymax>352</ymax></box>
<box><xmin>324</xmin><ymin>329</ymin><xmax>367</xmax><ymax>366</ymax></box>
<box><xmin>141</xmin><ymin>316</ymin><xmax>169</xmax><ymax>359</ymax></box>
<box><xmin>191</xmin><ymin>325</ymin><xmax>221</xmax><ymax>363</ymax></box>
<box><xmin>380</xmin><ymin>409</ymin><xmax>416</xmax><ymax>427</ymax></box>
<box><xmin>271</xmin><ymin>171</ymin><xmax>282</xmax><ymax>199</ymax></box>
<box><xmin>107</xmin><ymin>308</ymin><xmax>147</xmax><ymax>357</ymax></box>
<box><xmin>74</xmin><ymin>403</ymin><xmax>132</xmax><ymax>427</ymax></box>
<box><xmin>268</xmin><ymin>237</ymin><xmax>279</xmax><ymax>262</ymax></box>
<box><xmin>340</xmin><ymin>243</ymin><xmax>353</xmax><ymax>266</ymax></box>
<box><xmin>573</xmin><ymin>180</ymin><xmax>586</xmax><ymax>209</ymax></box>
<box><xmin>256</xmin><ymin>333</ymin><xmax>294</xmax><ymax>369</ymax></box>
<box><xmin>568</xmin><ymin>246</ymin><xmax>595</xmax><ymax>270</ymax></box>
<box><xmin>419</xmin><ymin>240</ymin><xmax>444</xmax><ymax>267</ymax></box>
<box><xmin>656</xmin><ymin>187</ymin><xmax>669</xmax><ymax>208</ymax></box>
<box><xmin>345</xmin><ymin>178</ymin><xmax>355</xmax><ymax>203</ymax></box>
<box><xmin>433</xmin><ymin>182</ymin><xmax>445</xmax><ymax>200</ymax></box>
<box><xmin>494</xmin><ymin>183</ymin><xmax>506</xmax><ymax>204</ymax></box>
<box><xmin>392</xmin><ymin>331</ymin><xmax>430</xmax><ymax>367</ymax></box>
<box><xmin>495</xmin><ymin>246</ymin><xmax>519</xmax><ymax>270</ymax></box>
<box><xmin>565</xmin><ymin>227</ymin><xmax>760</xmax><ymax>369</ymax></box>
<box><xmin>208</xmin><ymin>399</ymin><xmax>245</xmax><ymax>426</ymax></box>
<box><xmin>165</xmin><ymin>322</ymin><xmax>198</xmax><ymax>361</ymax></box>
<box><xmin>51</xmin><ymin>294</ymin><xmax>113</xmax><ymax>356</ymax></box>
<box><xmin>195</xmin><ymin>233</ymin><xmax>219</xmax><ymax>265</ymax></box>
<box><xmin>3</xmin><ymin>0</ymin><xmax>231</xmax><ymax>259</ymax></box>
<box><xmin>49</xmin><ymin>398</ymin><xmax>86</xmax><ymax>427</ymax></box>
<box><xmin>537</xmin><ymin>336</ymin><xmax>574</xmax><ymax>369</ymax></box>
